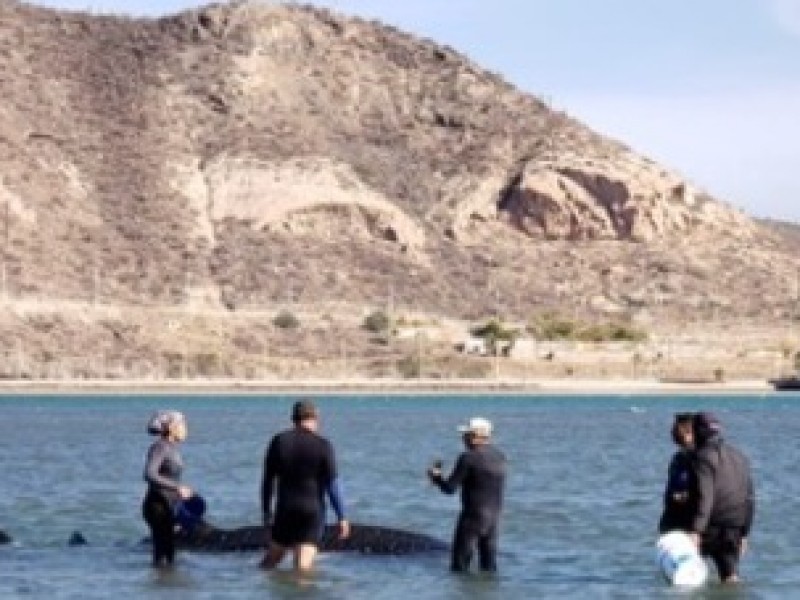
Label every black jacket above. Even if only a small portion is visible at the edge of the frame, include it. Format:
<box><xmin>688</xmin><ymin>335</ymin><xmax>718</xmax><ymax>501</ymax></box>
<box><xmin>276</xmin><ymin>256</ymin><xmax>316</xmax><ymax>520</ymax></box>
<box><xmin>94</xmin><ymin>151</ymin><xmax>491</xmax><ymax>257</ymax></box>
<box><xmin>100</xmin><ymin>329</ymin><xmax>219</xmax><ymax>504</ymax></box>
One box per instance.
<box><xmin>691</xmin><ymin>434</ymin><xmax>755</xmax><ymax>536</ymax></box>
<box><xmin>658</xmin><ymin>449</ymin><xmax>696</xmax><ymax>533</ymax></box>
<box><xmin>433</xmin><ymin>444</ymin><xmax>506</xmax><ymax>529</ymax></box>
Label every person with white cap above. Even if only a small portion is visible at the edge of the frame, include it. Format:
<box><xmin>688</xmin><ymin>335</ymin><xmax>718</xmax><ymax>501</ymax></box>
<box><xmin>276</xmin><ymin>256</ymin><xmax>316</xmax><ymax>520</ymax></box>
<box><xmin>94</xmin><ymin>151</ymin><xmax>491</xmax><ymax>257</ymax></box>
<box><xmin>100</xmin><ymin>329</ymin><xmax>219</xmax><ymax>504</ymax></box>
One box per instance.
<box><xmin>142</xmin><ymin>410</ymin><xmax>194</xmax><ymax>567</ymax></box>
<box><xmin>427</xmin><ymin>416</ymin><xmax>506</xmax><ymax>573</ymax></box>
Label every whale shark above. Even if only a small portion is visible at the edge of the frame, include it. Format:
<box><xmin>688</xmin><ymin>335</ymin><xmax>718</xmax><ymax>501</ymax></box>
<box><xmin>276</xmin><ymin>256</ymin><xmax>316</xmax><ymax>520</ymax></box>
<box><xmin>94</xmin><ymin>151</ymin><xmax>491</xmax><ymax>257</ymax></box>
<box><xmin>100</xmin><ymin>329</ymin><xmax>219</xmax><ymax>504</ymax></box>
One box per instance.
<box><xmin>174</xmin><ymin>521</ymin><xmax>448</xmax><ymax>555</ymax></box>
<box><xmin>2</xmin><ymin>522</ymin><xmax>448</xmax><ymax>555</ymax></box>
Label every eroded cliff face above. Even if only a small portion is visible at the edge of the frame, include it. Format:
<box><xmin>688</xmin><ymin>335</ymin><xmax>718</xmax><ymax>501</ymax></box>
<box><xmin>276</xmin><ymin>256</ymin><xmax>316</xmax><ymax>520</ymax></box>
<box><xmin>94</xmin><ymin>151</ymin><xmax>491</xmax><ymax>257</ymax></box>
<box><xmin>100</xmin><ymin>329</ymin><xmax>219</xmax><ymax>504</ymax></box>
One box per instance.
<box><xmin>0</xmin><ymin>0</ymin><xmax>796</xmax><ymax>374</ymax></box>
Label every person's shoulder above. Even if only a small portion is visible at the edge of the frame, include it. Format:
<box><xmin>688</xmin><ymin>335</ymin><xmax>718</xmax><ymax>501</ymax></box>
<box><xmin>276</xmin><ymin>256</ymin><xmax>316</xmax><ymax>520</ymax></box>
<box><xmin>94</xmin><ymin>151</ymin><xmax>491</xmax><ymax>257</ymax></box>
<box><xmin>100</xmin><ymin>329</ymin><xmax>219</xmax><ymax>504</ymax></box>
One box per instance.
<box><xmin>269</xmin><ymin>428</ymin><xmax>294</xmax><ymax>444</ymax></box>
<box><xmin>490</xmin><ymin>444</ymin><xmax>507</xmax><ymax>461</ymax></box>
<box><xmin>148</xmin><ymin>438</ymin><xmax>168</xmax><ymax>451</ymax></box>
<box><xmin>315</xmin><ymin>433</ymin><xmax>334</xmax><ymax>450</ymax></box>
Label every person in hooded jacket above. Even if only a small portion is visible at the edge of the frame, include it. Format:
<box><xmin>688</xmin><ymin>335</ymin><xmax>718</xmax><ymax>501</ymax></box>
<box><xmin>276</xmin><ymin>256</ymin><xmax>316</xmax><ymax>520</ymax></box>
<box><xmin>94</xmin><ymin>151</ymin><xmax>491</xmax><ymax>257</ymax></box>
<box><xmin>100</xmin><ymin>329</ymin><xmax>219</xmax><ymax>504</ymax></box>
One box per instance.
<box><xmin>687</xmin><ymin>412</ymin><xmax>755</xmax><ymax>583</ymax></box>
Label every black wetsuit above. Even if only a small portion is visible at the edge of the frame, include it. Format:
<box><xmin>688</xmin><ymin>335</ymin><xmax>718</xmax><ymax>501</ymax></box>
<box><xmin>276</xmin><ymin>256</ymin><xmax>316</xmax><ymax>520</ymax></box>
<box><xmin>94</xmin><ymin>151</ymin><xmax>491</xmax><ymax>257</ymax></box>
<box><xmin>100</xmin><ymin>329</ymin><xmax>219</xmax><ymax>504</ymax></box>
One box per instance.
<box><xmin>432</xmin><ymin>444</ymin><xmax>506</xmax><ymax>572</ymax></box>
<box><xmin>261</xmin><ymin>427</ymin><xmax>344</xmax><ymax>547</ymax></box>
<box><xmin>658</xmin><ymin>449</ymin><xmax>696</xmax><ymax>533</ymax></box>
<box><xmin>691</xmin><ymin>434</ymin><xmax>755</xmax><ymax>580</ymax></box>
<box><xmin>142</xmin><ymin>438</ymin><xmax>183</xmax><ymax>566</ymax></box>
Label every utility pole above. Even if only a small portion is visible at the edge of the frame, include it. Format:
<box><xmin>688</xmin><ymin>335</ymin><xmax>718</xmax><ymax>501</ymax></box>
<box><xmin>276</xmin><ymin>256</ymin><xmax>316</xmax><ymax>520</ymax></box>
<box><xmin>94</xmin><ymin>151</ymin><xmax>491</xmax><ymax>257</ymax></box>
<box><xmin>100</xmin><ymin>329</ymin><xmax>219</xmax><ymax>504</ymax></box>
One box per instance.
<box><xmin>2</xmin><ymin>199</ymin><xmax>8</xmax><ymax>300</ymax></box>
<box><xmin>92</xmin><ymin>260</ymin><xmax>100</xmax><ymax>306</ymax></box>
<box><xmin>416</xmin><ymin>331</ymin><xmax>423</xmax><ymax>379</ymax></box>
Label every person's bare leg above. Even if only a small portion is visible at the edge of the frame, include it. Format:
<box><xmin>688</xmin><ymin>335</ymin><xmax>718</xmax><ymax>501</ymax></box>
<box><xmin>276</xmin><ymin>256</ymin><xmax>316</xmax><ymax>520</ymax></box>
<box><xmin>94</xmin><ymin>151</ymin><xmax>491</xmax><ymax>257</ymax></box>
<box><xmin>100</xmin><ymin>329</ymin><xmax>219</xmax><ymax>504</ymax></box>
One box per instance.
<box><xmin>294</xmin><ymin>544</ymin><xmax>318</xmax><ymax>572</ymax></box>
<box><xmin>259</xmin><ymin>543</ymin><xmax>287</xmax><ymax>569</ymax></box>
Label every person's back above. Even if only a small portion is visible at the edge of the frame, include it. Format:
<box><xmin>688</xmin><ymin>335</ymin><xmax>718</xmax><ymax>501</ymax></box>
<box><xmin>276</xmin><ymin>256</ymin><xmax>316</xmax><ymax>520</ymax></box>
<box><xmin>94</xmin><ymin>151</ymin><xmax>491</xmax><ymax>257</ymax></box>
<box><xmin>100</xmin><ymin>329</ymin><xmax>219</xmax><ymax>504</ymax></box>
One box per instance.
<box><xmin>459</xmin><ymin>444</ymin><xmax>505</xmax><ymax>527</ymax></box>
<box><xmin>693</xmin><ymin>436</ymin><xmax>753</xmax><ymax>530</ymax></box>
<box><xmin>689</xmin><ymin>412</ymin><xmax>754</xmax><ymax>583</ymax></box>
<box><xmin>260</xmin><ymin>400</ymin><xmax>349</xmax><ymax>572</ymax></box>
<box><xmin>268</xmin><ymin>427</ymin><xmax>333</xmax><ymax>516</ymax></box>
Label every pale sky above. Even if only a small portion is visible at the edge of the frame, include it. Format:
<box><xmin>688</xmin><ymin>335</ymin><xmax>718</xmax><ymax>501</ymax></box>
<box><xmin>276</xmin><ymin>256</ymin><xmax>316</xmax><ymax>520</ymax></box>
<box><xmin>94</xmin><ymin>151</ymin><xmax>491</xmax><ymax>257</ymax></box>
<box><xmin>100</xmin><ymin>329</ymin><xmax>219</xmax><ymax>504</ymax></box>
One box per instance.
<box><xmin>30</xmin><ymin>0</ymin><xmax>800</xmax><ymax>222</ymax></box>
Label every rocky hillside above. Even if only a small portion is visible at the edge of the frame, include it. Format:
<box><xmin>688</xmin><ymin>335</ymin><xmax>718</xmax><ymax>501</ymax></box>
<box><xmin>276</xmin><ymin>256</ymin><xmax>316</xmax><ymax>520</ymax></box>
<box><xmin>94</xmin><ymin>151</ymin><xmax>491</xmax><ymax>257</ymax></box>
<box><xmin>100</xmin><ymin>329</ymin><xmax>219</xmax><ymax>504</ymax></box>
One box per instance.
<box><xmin>0</xmin><ymin>0</ymin><xmax>796</xmax><ymax>380</ymax></box>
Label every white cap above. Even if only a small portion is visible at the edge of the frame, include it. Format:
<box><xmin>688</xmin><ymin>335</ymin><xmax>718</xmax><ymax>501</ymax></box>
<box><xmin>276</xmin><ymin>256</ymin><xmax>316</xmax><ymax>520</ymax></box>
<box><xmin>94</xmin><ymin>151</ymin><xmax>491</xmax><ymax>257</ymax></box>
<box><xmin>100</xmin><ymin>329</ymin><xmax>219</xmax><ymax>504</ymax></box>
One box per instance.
<box><xmin>457</xmin><ymin>417</ymin><xmax>493</xmax><ymax>437</ymax></box>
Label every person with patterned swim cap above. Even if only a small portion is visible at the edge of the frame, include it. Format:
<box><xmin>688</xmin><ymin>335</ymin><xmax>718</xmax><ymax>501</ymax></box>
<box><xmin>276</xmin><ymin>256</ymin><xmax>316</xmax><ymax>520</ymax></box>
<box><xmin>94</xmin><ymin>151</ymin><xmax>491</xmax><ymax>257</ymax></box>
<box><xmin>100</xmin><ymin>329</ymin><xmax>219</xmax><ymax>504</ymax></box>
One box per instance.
<box><xmin>142</xmin><ymin>410</ymin><xmax>195</xmax><ymax>568</ymax></box>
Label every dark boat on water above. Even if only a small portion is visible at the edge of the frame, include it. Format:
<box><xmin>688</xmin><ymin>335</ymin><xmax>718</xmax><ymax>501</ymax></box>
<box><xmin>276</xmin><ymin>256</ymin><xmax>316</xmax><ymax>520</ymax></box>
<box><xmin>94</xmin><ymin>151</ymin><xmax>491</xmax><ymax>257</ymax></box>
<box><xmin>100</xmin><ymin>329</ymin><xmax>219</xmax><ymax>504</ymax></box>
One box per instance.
<box><xmin>769</xmin><ymin>375</ymin><xmax>800</xmax><ymax>391</ymax></box>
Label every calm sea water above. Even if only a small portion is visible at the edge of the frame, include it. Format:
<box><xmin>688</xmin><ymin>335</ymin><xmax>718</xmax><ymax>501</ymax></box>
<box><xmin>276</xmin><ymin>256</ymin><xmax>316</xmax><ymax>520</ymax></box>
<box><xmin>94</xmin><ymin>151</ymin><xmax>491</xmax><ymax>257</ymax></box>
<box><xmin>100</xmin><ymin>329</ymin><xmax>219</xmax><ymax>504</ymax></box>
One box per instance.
<box><xmin>0</xmin><ymin>392</ymin><xmax>797</xmax><ymax>599</ymax></box>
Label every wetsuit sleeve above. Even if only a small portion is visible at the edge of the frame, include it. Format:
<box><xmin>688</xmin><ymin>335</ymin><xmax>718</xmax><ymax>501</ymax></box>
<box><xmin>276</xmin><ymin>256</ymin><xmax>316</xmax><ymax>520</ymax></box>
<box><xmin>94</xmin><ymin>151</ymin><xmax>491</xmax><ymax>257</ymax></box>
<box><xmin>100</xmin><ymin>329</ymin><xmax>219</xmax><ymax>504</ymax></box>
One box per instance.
<box><xmin>743</xmin><ymin>469</ymin><xmax>755</xmax><ymax>537</ymax></box>
<box><xmin>433</xmin><ymin>453</ymin><xmax>469</xmax><ymax>495</ymax></box>
<box><xmin>261</xmin><ymin>436</ymin><xmax>278</xmax><ymax>524</ymax></box>
<box><xmin>143</xmin><ymin>441</ymin><xmax>179</xmax><ymax>491</ymax></box>
<box><xmin>326</xmin><ymin>478</ymin><xmax>347</xmax><ymax>521</ymax></box>
<box><xmin>322</xmin><ymin>441</ymin><xmax>346</xmax><ymax>520</ymax></box>
<box><xmin>690</xmin><ymin>450</ymin><xmax>717</xmax><ymax>534</ymax></box>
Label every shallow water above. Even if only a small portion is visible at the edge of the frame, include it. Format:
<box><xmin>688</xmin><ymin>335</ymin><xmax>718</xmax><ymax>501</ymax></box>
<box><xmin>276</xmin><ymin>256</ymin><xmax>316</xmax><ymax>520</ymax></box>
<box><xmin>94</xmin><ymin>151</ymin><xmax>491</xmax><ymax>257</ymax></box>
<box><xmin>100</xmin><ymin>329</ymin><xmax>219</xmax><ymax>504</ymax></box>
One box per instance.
<box><xmin>0</xmin><ymin>392</ymin><xmax>796</xmax><ymax>598</ymax></box>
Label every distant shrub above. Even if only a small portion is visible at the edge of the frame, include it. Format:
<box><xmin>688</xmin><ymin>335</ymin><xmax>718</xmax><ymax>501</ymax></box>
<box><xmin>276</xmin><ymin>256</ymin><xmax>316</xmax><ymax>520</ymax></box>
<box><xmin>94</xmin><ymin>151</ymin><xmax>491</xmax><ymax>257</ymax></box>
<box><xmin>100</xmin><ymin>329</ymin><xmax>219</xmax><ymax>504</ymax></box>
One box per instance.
<box><xmin>363</xmin><ymin>310</ymin><xmax>390</xmax><ymax>333</ymax></box>
<box><xmin>607</xmin><ymin>323</ymin><xmax>647</xmax><ymax>342</ymax></box>
<box><xmin>273</xmin><ymin>310</ymin><xmax>300</xmax><ymax>330</ymax></box>
<box><xmin>470</xmin><ymin>319</ymin><xmax>518</xmax><ymax>341</ymax></box>
<box><xmin>470</xmin><ymin>318</ymin><xmax>519</xmax><ymax>355</ymax></box>
<box><xmin>529</xmin><ymin>312</ymin><xmax>647</xmax><ymax>343</ymax></box>
<box><xmin>528</xmin><ymin>312</ymin><xmax>577</xmax><ymax>341</ymax></box>
<box><xmin>397</xmin><ymin>355</ymin><xmax>421</xmax><ymax>378</ymax></box>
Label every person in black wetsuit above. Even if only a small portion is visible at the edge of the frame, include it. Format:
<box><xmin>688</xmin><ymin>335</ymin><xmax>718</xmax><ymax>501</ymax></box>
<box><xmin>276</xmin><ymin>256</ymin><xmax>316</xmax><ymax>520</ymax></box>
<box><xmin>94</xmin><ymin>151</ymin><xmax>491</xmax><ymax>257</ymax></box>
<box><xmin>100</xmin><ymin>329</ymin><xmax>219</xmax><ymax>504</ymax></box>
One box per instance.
<box><xmin>260</xmin><ymin>400</ymin><xmax>350</xmax><ymax>572</ymax></box>
<box><xmin>428</xmin><ymin>416</ymin><xmax>506</xmax><ymax>573</ymax></box>
<box><xmin>687</xmin><ymin>412</ymin><xmax>755</xmax><ymax>583</ymax></box>
<box><xmin>142</xmin><ymin>410</ymin><xmax>194</xmax><ymax>567</ymax></box>
<box><xmin>658</xmin><ymin>413</ymin><xmax>696</xmax><ymax>534</ymax></box>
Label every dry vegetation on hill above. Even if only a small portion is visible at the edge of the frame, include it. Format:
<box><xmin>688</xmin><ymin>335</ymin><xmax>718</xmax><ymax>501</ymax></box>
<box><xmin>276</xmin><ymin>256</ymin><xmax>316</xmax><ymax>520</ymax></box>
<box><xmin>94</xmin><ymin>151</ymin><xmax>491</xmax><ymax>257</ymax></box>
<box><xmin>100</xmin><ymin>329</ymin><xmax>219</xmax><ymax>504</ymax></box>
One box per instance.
<box><xmin>0</xmin><ymin>0</ymin><xmax>797</xmax><ymax>382</ymax></box>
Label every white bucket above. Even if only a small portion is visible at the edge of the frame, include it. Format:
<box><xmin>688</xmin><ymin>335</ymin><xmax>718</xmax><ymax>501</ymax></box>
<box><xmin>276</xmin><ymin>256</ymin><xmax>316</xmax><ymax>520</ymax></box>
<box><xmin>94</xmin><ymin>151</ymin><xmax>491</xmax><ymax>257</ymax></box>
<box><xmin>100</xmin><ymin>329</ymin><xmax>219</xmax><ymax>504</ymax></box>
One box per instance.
<box><xmin>656</xmin><ymin>531</ymin><xmax>709</xmax><ymax>586</ymax></box>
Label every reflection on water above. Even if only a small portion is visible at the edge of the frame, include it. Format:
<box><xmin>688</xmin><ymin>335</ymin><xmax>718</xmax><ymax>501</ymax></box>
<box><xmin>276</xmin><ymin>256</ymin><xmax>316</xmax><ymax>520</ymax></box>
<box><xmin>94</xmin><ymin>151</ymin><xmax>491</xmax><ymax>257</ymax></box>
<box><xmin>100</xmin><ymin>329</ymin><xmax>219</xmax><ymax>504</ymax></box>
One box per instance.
<box><xmin>0</xmin><ymin>393</ymin><xmax>799</xmax><ymax>598</ymax></box>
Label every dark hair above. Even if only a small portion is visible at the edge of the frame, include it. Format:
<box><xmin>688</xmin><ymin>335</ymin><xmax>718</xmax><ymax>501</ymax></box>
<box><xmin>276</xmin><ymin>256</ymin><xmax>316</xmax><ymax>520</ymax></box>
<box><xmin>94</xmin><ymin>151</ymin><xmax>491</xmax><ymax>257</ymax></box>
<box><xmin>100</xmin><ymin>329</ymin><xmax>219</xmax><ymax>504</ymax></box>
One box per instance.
<box><xmin>292</xmin><ymin>400</ymin><xmax>318</xmax><ymax>423</ymax></box>
<box><xmin>671</xmin><ymin>412</ymin><xmax>694</xmax><ymax>444</ymax></box>
<box><xmin>692</xmin><ymin>412</ymin><xmax>721</xmax><ymax>444</ymax></box>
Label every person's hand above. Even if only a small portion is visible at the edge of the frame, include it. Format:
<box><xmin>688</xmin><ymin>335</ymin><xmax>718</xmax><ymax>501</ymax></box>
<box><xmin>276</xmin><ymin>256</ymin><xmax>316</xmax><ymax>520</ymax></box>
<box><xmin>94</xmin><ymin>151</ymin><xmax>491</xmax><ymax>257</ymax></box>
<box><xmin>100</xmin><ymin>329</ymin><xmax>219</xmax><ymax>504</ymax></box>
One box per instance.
<box><xmin>427</xmin><ymin>460</ymin><xmax>443</xmax><ymax>483</ymax></box>
<box><xmin>338</xmin><ymin>519</ymin><xmax>351</xmax><ymax>540</ymax></box>
<box><xmin>177</xmin><ymin>485</ymin><xmax>193</xmax><ymax>500</ymax></box>
<box><xmin>740</xmin><ymin>537</ymin><xmax>748</xmax><ymax>557</ymax></box>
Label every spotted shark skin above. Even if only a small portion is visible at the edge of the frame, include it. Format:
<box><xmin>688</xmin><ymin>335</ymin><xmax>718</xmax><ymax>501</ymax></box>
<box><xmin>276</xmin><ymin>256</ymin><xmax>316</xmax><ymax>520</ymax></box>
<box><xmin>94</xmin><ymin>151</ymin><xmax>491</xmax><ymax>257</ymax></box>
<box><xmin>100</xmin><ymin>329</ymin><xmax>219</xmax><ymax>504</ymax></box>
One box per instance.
<box><xmin>175</xmin><ymin>522</ymin><xmax>448</xmax><ymax>555</ymax></box>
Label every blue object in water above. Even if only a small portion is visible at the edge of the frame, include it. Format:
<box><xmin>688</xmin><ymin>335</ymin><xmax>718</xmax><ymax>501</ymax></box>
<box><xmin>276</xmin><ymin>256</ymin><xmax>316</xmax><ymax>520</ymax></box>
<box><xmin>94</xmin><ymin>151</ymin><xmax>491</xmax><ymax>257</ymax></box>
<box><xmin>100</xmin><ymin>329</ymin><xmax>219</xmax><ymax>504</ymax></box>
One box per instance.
<box><xmin>175</xmin><ymin>494</ymin><xmax>206</xmax><ymax>532</ymax></box>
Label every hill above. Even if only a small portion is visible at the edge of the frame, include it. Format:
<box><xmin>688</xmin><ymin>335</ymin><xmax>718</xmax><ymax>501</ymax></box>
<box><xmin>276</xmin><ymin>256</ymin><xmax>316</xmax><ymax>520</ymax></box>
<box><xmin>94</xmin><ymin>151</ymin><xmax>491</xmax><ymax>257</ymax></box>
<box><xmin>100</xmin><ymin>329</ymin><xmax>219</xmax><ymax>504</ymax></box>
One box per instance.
<box><xmin>0</xmin><ymin>0</ymin><xmax>796</xmax><ymax>382</ymax></box>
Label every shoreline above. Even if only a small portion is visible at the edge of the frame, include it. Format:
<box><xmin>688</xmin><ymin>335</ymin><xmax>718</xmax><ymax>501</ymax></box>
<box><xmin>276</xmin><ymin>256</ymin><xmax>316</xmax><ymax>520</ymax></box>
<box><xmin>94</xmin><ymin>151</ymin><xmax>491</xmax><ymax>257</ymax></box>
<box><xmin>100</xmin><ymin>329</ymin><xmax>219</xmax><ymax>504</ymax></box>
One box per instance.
<box><xmin>0</xmin><ymin>377</ymin><xmax>782</xmax><ymax>396</ymax></box>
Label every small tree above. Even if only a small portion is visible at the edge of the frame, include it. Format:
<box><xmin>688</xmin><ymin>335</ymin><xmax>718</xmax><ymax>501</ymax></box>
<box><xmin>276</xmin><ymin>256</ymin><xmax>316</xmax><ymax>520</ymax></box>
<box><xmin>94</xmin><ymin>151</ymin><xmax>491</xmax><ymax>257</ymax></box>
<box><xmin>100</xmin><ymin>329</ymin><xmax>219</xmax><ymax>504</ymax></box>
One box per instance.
<box><xmin>471</xmin><ymin>318</ymin><xmax>518</xmax><ymax>355</ymax></box>
<box><xmin>397</xmin><ymin>354</ymin><xmax>421</xmax><ymax>378</ymax></box>
<box><xmin>273</xmin><ymin>310</ymin><xmax>300</xmax><ymax>329</ymax></box>
<box><xmin>363</xmin><ymin>310</ymin><xmax>390</xmax><ymax>333</ymax></box>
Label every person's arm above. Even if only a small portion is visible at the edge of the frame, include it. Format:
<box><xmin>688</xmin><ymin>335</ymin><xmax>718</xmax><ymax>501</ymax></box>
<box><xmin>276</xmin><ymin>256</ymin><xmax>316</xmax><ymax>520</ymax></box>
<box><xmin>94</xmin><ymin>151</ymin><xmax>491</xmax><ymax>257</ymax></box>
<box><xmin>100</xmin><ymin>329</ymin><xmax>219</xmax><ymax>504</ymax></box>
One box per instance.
<box><xmin>327</xmin><ymin>477</ymin><xmax>347</xmax><ymax>521</ymax></box>
<box><xmin>261</xmin><ymin>437</ymin><xmax>278</xmax><ymax>525</ymax></box>
<box><xmin>690</xmin><ymin>451</ymin><xmax>717</xmax><ymax>536</ymax></box>
<box><xmin>431</xmin><ymin>453</ymin><xmax>469</xmax><ymax>495</ymax></box>
<box><xmin>323</xmin><ymin>441</ymin><xmax>350</xmax><ymax>538</ymax></box>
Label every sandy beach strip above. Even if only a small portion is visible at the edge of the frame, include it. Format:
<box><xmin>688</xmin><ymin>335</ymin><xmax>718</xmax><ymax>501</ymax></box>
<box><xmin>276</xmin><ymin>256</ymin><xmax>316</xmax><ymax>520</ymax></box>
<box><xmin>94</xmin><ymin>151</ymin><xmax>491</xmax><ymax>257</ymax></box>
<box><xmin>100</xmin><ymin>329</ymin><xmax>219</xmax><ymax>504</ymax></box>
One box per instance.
<box><xmin>0</xmin><ymin>377</ymin><xmax>778</xmax><ymax>396</ymax></box>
